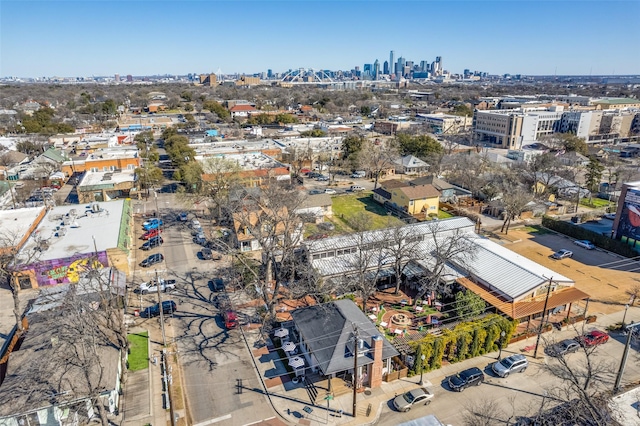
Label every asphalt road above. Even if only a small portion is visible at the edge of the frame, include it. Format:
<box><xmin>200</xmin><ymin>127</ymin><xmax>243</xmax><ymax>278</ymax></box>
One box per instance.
<box><xmin>376</xmin><ymin>330</ymin><xmax>640</xmax><ymax>426</ymax></box>
<box><xmin>133</xmin><ymin>197</ymin><xmax>275</xmax><ymax>426</ymax></box>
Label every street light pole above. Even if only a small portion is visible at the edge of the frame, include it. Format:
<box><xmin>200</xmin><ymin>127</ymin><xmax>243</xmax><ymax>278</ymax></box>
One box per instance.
<box><xmin>497</xmin><ymin>330</ymin><xmax>506</xmax><ymax>360</ymax></box>
<box><xmin>419</xmin><ymin>354</ymin><xmax>426</xmax><ymax>386</ymax></box>
<box><xmin>622</xmin><ymin>304</ymin><xmax>629</xmax><ymax>329</ymax></box>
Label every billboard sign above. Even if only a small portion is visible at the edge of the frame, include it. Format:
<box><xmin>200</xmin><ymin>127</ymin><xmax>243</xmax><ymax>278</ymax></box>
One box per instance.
<box><xmin>616</xmin><ymin>188</ymin><xmax>640</xmax><ymax>241</ymax></box>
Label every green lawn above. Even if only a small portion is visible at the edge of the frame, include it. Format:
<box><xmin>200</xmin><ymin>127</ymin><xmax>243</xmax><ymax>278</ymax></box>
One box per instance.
<box><xmin>438</xmin><ymin>210</ymin><xmax>454</xmax><ymax>219</ymax></box>
<box><xmin>580</xmin><ymin>197</ymin><xmax>611</xmax><ymax>209</ymax></box>
<box><xmin>127</xmin><ymin>331</ymin><xmax>149</xmax><ymax>371</ymax></box>
<box><xmin>521</xmin><ymin>225</ymin><xmax>550</xmax><ymax>235</ymax></box>
<box><xmin>332</xmin><ymin>193</ymin><xmax>404</xmax><ymax>230</ymax></box>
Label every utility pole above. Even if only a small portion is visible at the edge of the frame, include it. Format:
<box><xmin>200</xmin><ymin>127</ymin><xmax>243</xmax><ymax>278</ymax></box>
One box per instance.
<box><xmin>156</xmin><ymin>268</ymin><xmax>167</xmax><ymax>347</ymax></box>
<box><xmin>533</xmin><ymin>276</ymin><xmax>553</xmax><ymax>359</ymax></box>
<box><xmin>614</xmin><ymin>321</ymin><xmax>636</xmax><ymax>393</ymax></box>
<box><xmin>352</xmin><ymin>324</ymin><xmax>359</xmax><ymax>418</ymax></box>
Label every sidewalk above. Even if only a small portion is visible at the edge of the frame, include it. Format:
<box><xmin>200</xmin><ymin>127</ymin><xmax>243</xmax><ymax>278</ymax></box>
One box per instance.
<box><xmin>246</xmin><ymin>305</ymin><xmax>640</xmax><ymax>426</ymax></box>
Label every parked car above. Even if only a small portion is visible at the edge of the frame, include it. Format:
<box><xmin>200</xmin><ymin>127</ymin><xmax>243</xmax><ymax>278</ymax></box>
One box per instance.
<box><xmin>316</xmin><ymin>175</ymin><xmax>329</xmax><ymax>181</ymax></box>
<box><xmin>324</xmin><ymin>188</ymin><xmax>337</xmax><ymax>194</ymax></box>
<box><xmin>546</xmin><ymin>339</ymin><xmax>580</xmax><ymax>357</ymax></box>
<box><xmin>550</xmin><ymin>249</ymin><xmax>573</xmax><ymax>260</ymax></box>
<box><xmin>350</xmin><ymin>185</ymin><xmax>365</xmax><ymax>192</ymax></box>
<box><xmin>140</xmin><ymin>300</ymin><xmax>177</xmax><ymax>318</ymax></box>
<box><xmin>209</xmin><ymin>278</ymin><xmax>225</xmax><ymax>292</ymax></box>
<box><xmin>178</xmin><ymin>212</ymin><xmax>188</xmax><ymax>222</ymax></box>
<box><xmin>392</xmin><ymin>387</ymin><xmax>434</xmax><ymax>412</ymax></box>
<box><xmin>142</xmin><ymin>229</ymin><xmax>162</xmax><ymax>240</ymax></box>
<box><xmin>190</xmin><ymin>219</ymin><xmax>201</xmax><ymax>228</ymax></box>
<box><xmin>194</xmin><ymin>232</ymin><xmax>207</xmax><ymax>245</ymax></box>
<box><xmin>143</xmin><ymin>219</ymin><xmax>163</xmax><ymax>231</ymax></box>
<box><xmin>139</xmin><ymin>253</ymin><xmax>164</xmax><ymax>268</ymax></box>
<box><xmin>214</xmin><ymin>293</ymin><xmax>231</xmax><ymax>309</ymax></box>
<box><xmin>351</xmin><ymin>171</ymin><xmax>366</xmax><ymax>178</ymax></box>
<box><xmin>574</xmin><ymin>240</ymin><xmax>595</xmax><ymax>250</ymax></box>
<box><xmin>307</xmin><ymin>233</ymin><xmax>329</xmax><ymax>240</ymax></box>
<box><xmin>492</xmin><ymin>354</ymin><xmax>528</xmax><ymax>378</ymax></box>
<box><xmin>576</xmin><ymin>330</ymin><xmax>609</xmax><ymax>347</ymax></box>
<box><xmin>201</xmin><ymin>247</ymin><xmax>221</xmax><ymax>260</ymax></box>
<box><xmin>223</xmin><ymin>310</ymin><xmax>238</xmax><ymax>329</ymax></box>
<box><xmin>191</xmin><ymin>225</ymin><xmax>204</xmax><ymax>236</ymax></box>
<box><xmin>317</xmin><ymin>222</ymin><xmax>335</xmax><ymax>231</ymax></box>
<box><xmin>141</xmin><ymin>236</ymin><xmax>163</xmax><ymax>250</ymax></box>
<box><xmin>143</xmin><ymin>218</ymin><xmax>162</xmax><ymax>227</ymax></box>
<box><xmin>447</xmin><ymin>367</ymin><xmax>484</xmax><ymax>391</ymax></box>
<box><xmin>138</xmin><ymin>279</ymin><xmax>176</xmax><ymax>295</ymax></box>
<box><xmin>309</xmin><ymin>189</ymin><xmax>324</xmax><ymax>195</ymax></box>
<box><xmin>603</xmin><ymin>213</ymin><xmax>616</xmax><ymax>220</ymax></box>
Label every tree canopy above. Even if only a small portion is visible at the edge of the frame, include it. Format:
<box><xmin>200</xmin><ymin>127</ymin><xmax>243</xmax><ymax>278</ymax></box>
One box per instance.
<box><xmin>395</xmin><ymin>133</ymin><xmax>443</xmax><ymax>158</ymax></box>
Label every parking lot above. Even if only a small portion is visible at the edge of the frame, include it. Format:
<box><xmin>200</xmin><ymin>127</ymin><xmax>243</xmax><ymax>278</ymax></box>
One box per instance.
<box><xmin>499</xmin><ymin>228</ymin><xmax>640</xmax><ymax>314</ymax></box>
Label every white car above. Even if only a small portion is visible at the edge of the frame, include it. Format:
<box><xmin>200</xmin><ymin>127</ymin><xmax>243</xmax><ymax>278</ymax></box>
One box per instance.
<box><xmin>324</xmin><ymin>188</ymin><xmax>337</xmax><ymax>194</ymax></box>
<box><xmin>574</xmin><ymin>240</ymin><xmax>595</xmax><ymax>250</ymax></box>
<box><xmin>138</xmin><ymin>279</ymin><xmax>176</xmax><ymax>295</ymax></box>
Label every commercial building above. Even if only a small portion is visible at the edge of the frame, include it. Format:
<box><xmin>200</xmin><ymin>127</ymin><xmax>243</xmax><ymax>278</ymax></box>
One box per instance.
<box><xmin>199</xmin><ymin>73</ymin><xmax>217</xmax><ymax>86</ymax></box>
<box><xmin>14</xmin><ymin>199</ymin><xmax>133</xmax><ymax>289</ymax></box>
<box><xmin>613</xmin><ymin>181</ymin><xmax>640</xmax><ymax>249</ymax></box>
<box><xmin>76</xmin><ymin>168</ymin><xmax>139</xmax><ymax>203</ymax></box>
<box><xmin>61</xmin><ymin>147</ymin><xmax>141</xmax><ymax>177</ymax></box>
<box><xmin>415</xmin><ymin>113</ymin><xmax>472</xmax><ymax>134</ymax></box>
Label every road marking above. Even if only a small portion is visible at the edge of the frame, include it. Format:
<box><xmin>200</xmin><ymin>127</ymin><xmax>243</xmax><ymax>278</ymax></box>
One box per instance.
<box><xmin>244</xmin><ymin>418</ymin><xmax>275</xmax><ymax>426</ymax></box>
<box><xmin>193</xmin><ymin>414</ymin><xmax>232</xmax><ymax>426</ymax></box>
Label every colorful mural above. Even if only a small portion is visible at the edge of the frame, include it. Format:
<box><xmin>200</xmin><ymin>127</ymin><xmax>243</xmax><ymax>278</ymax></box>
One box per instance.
<box><xmin>27</xmin><ymin>251</ymin><xmax>109</xmax><ymax>286</ymax></box>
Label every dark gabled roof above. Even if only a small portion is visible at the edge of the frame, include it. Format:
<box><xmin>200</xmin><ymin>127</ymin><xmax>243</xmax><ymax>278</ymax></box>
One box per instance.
<box><xmin>398</xmin><ymin>184</ymin><xmax>440</xmax><ymax>200</ymax></box>
<box><xmin>290</xmin><ymin>300</ymin><xmax>399</xmax><ymax>375</ymax></box>
<box><xmin>409</xmin><ymin>175</ymin><xmax>456</xmax><ymax>192</ymax></box>
<box><xmin>372</xmin><ymin>187</ymin><xmax>391</xmax><ymax>200</ymax></box>
<box><xmin>380</xmin><ymin>179</ymin><xmax>409</xmax><ymax>190</ymax></box>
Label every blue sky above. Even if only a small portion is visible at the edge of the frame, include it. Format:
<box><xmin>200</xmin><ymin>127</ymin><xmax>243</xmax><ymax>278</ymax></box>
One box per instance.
<box><xmin>1</xmin><ymin>1</ymin><xmax>639</xmax><ymax>77</ymax></box>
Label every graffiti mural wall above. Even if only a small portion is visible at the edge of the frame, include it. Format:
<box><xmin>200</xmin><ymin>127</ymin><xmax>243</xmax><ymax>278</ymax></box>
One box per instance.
<box><xmin>27</xmin><ymin>251</ymin><xmax>109</xmax><ymax>286</ymax></box>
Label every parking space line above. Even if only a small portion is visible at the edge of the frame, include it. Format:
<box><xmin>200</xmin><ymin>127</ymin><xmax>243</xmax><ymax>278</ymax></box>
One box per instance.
<box><xmin>193</xmin><ymin>414</ymin><xmax>232</xmax><ymax>426</ymax></box>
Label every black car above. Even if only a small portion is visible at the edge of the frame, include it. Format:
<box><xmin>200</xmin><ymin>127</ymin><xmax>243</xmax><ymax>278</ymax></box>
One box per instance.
<box><xmin>140</xmin><ymin>253</ymin><xmax>164</xmax><ymax>268</ymax></box>
<box><xmin>140</xmin><ymin>300</ymin><xmax>177</xmax><ymax>318</ymax></box>
<box><xmin>209</xmin><ymin>278</ymin><xmax>225</xmax><ymax>292</ymax></box>
<box><xmin>448</xmin><ymin>367</ymin><xmax>484</xmax><ymax>391</ymax></box>
<box><xmin>141</xmin><ymin>236</ymin><xmax>163</xmax><ymax>250</ymax></box>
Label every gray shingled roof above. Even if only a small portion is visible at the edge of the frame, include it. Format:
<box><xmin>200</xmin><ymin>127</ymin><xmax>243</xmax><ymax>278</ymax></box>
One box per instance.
<box><xmin>290</xmin><ymin>300</ymin><xmax>399</xmax><ymax>375</ymax></box>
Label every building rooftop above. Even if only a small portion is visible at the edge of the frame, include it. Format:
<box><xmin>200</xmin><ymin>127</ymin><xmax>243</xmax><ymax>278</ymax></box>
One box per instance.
<box><xmin>78</xmin><ymin>168</ymin><xmax>137</xmax><ymax>188</ymax></box>
<box><xmin>592</xmin><ymin>97</ymin><xmax>640</xmax><ymax>105</ymax></box>
<box><xmin>0</xmin><ymin>207</ymin><xmax>46</xmax><ymax>249</ymax></box>
<box><xmin>199</xmin><ymin>152</ymin><xmax>287</xmax><ymax>172</ymax></box>
<box><xmin>20</xmin><ymin>200</ymin><xmax>127</xmax><ymax>261</ymax></box>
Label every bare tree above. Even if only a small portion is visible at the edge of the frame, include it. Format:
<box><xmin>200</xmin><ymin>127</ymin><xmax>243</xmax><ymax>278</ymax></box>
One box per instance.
<box><xmin>200</xmin><ymin>156</ymin><xmax>242</xmax><ymax>221</ymax></box>
<box><xmin>358</xmin><ymin>139</ymin><xmax>399</xmax><ymax>189</ymax></box>
<box><xmin>228</xmin><ymin>183</ymin><xmax>307</xmax><ymax>321</ymax></box>
<box><xmin>381</xmin><ymin>224</ymin><xmax>422</xmax><ymax>295</ymax></box>
<box><xmin>414</xmin><ymin>223</ymin><xmax>477</xmax><ymax>303</ymax></box>
<box><xmin>499</xmin><ymin>182</ymin><xmax>533</xmax><ymax>234</ymax></box>
<box><xmin>0</xmin><ymin>229</ymin><xmax>42</xmax><ymax>334</ymax></box>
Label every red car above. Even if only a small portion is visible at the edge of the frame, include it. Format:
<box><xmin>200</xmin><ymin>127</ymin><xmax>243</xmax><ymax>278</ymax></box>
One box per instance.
<box><xmin>576</xmin><ymin>330</ymin><xmax>609</xmax><ymax>347</ymax></box>
<box><xmin>142</xmin><ymin>229</ymin><xmax>162</xmax><ymax>240</ymax></box>
<box><xmin>223</xmin><ymin>310</ymin><xmax>238</xmax><ymax>329</ymax></box>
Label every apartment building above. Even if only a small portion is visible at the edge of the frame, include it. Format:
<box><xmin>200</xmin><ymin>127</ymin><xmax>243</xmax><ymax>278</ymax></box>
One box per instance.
<box><xmin>590</xmin><ymin>97</ymin><xmax>640</xmax><ymax>110</ymax></box>
<box><xmin>560</xmin><ymin>109</ymin><xmax>639</xmax><ymax>144</ymax></box>
<box><xmin>472</xmin><ymin>109</ymin><xmax>525</xmax><ymax>149</ymax></box>
<box><xmin>199</xmin><ymin>73</ymin><xmax>217</xmax><ymax>86</ymax></box>
<box><xmin>415</xmin><ymin>113</ymin><xmax>472</xmax><ymax>134</ymax></box>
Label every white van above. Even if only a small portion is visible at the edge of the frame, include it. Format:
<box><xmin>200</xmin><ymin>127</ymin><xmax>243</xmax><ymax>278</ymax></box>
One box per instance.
<box><xmin>350</xmin><ymin>185</ymin><xmax>365</xmax><ymax>192</ymax></box>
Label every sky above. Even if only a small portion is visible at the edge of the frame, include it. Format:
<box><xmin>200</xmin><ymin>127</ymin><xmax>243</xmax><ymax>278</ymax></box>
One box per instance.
<box><xmin>1</xmin><ymin>1</ymin><xmax>639</xmax><ymax>78</ymax></box>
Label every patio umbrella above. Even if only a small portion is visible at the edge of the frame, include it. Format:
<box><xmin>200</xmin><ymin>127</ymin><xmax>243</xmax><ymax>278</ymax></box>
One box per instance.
<box><xmin>289</xmin><ymin>356</ymin><xmax>305</xmax><ymax>369</ymax></box>
<box><xmin>274</xmin><ymin>328</ymin><xmax>289</xmax><ymax>338</ymax></box>
<box><xmin>282</xmin><ymin>341</ymin><xmax>296</xmax><ymax>352</ymax></box>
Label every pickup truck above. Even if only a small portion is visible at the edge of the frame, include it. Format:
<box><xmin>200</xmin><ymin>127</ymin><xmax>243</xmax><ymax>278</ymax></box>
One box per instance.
<box><xmin>138</xmin><ymin>279</ymin><xmax>177</xmax><ymax>295</ymax></box>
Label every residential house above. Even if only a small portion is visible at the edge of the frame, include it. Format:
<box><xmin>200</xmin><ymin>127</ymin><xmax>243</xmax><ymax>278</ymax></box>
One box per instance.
<box><xmin>372</xmin><ymin>179</ymin><xmax>440</xmax><ymax>216</ymax></box>
<box><xmin>229</xmin><ymin>104</ymin><xmax>257</xmax><ymax>118</ymax></box>
<box><xmin>231</xmin><ymin>206</ymin><xmax>303</xmax><ymax>252</ymax></box>
<box><xmin>289</xmin><ymin>300</ymin><xmax>400</xmax><ymax>388</ymax></box>
<box><xmin>557</xmin><ymin>151</ymin><xmax>590</xmax><ymax>167</ymax></box>
<box><xmin>394</xmin><ymin>155</ymin><xmax>429</xmax><ymax>175</ymax></box>
<box><xmin>408</xmin><ymin>175</ymin><xmax>471</xmax><ymax>203</ymax></box>
<box><xmin>0</xmin><ymin>276</ymin><xmax>124</xmax><ymax>425</ymax></box>
<box><xmin>295</xmin><ymin>194</ymin><xmax>333</xmax><ymax>223</ymax></box>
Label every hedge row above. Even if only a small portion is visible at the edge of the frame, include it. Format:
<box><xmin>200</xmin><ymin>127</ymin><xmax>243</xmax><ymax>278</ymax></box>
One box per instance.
<box><xmin>541</xmin><ymin>216</ymin><xmax>637</xmax><ymax>257</ymax></box>
<box><xmin>409</xmin><ymin>314</ymin><xmax>518</xmax><ymax>374</ymax></box>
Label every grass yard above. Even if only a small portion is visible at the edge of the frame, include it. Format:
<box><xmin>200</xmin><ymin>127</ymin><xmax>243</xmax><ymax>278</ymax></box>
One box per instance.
<box><xmin>580</xmin><ymin>197</ymin><xmax>611</xmax><ymax>209</ymax></box>
<box><xmin>127</xmin><ymin>331</ymin><xmax>149</xmax><ymax>371</ymax></box>
<box><xmin>438</xmin><ymin>210</ymin><xmax>454</xmax><ymax>219</ymax></box>
<box><xmin>520</xmin><ymin>225</ymin><xmax>550</xmax><ymax>235</ymax></box>
<box><xmin>332</xmin><ymin>193</ymin><xmax>404</xmax><ymax>230</ymax></box>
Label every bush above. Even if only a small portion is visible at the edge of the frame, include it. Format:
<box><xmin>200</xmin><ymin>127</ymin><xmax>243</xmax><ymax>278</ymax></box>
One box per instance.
<box><xmin>542</xmin><ymin>216</ymin><xmax>637</xmax><ymax>257</ymax></box>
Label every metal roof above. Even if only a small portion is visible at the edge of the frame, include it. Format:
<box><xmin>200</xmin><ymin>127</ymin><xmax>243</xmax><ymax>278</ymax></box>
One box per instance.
<box><xmin>458</xmin><ymin>237</ymin><xmax>573</xmax><ymax>300</ymax></box>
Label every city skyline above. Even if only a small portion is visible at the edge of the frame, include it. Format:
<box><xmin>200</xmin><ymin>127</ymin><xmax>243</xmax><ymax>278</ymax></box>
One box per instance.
<box><xmin>1</xmin><ymin>1</ymin><xmax>639</xmax><ymax>78</ymax></box>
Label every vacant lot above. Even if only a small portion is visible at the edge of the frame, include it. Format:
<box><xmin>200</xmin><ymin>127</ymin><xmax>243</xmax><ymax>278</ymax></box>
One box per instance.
<box><xmin>332</xmin><ymin>193</ymin><xmax>404</xmax><ymax>230</ymax></box>
<box><xmin>499</xmin><ymin>229</ymin><xmax>640</xmax><ymax>315</ymax></box>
